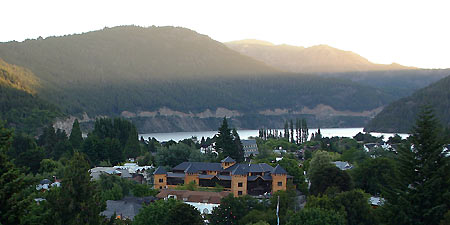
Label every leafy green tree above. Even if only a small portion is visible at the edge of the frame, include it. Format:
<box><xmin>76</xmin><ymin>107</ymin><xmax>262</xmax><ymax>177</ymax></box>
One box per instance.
<box><xmin>270</xmin><ymin>189</ymin><xmax>297</xmax><ymax>223</ymax></box>
<box><xmin>286</xmin><ymin>208</ymin><xmax>346</xmax><ymax>225</ymax></box>
<box><xmin>277</xmin><ymin>158</ymin><xmax>307</xmax><ymax>193</ymax></box>
<box><xmin>69</xmin><ymin>119</ymin><xmax>83</xmax><ymax>149</ymax></box>
<box><xmin>167</xmin><ymin>203</ymin><xmax>203</xmax><ymax>225</ymax></box>
<box><xmin>46</xmin><ymin>152</ymin><xmax>105</xmax><ymax>225</ymax></box>
<box><xmin>155</xmin><ymin>143</ymin><xmax>193</xmax><ymax>167</ymax></box>
<box><xmin>310</xmin><ymin>166</ymin><xmax>353</xmax><ymax>195</ymax></box>
<box><xmin>239</xmin><ymin>209</ymin><xmax>273</xmax><ymax>225</ymax></box>
<box><xmin>333</xmin><ymin>189</ymin><xmax>376</xmax><ymax>225</ymax></box>
<box><xmin>382</xmin><ymin>107</ymin><xmax>450</xmax><ymax>225</ymax></box>
<box><xmin>307</xmin><ymin>150</ymin><xmax>333</xmax><ymax>179</ymax></box>
<box><xmin>351</xmin><ymin>157</ymin><xmax>398</xmax><ymax>195</ymax></box>
<box><xmin>132</xmin><ymin>183</ymin><xmax>159</xmax><ymax>197</ymax></box>
<box><xmin>210</xmin><ymin>194</ymin><xmax>264</xmax><ymax>225</ymax></box>
<box><xmin>133</xmin><ymin>199</ymin><xmax>179</xmax><ymax>225</ymax></box>
<box><xmin>306</xmin><ymin>189</ymin><xmax>376</xmax><ymax>225</ymax></box>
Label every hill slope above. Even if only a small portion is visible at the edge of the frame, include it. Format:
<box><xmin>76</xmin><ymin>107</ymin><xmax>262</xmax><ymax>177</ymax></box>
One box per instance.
<box><xmin>364</xmin><ymin>75</ymin><xmax>450</xmax><ymax>133</ymax></box>
<box><xmin>0</xmin><ymin>26</ymin><xmax>402</xmax><ymax>132</ymax></box>
<box><xmin>0</xmin><ymin>59</ymin><xmax>61</xmax><ymax>134</ymax></box>
<box><xmin>226</xmin><ymin>39</ymin><xmax>414</xmax><ymax>73</ymax></box>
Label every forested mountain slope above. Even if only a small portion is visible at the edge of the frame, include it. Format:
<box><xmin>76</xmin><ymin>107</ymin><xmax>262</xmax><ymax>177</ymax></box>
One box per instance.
<box><xmin>227</xmin><ymin>39</ymin><xmax>450</xmax><ymax>99</ymax></box>
<box><xmin>364</xmin><ymin>75</ymin><xmax>450</xmax><ymax>133</ymax></box>
<box><xmin>0</xmin><ymin>26</ymin><xmax>411</xmax><ymax>132</ymax></box>
<box><xmin>0</xmin><ymin>59</ymin><xmax>61</xmax><ymax>134</ymax></box>
<box><xmin>226</xmin><ymin>39</ymin><xmax>414</xmax><ymax>73</ymax></box>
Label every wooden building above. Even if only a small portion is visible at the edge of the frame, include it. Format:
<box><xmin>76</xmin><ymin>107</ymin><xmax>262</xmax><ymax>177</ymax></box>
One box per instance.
<box><xmin>153</xmin><ymin>157</ymin><xmax>290</xmax><ymax>197</ymax></box>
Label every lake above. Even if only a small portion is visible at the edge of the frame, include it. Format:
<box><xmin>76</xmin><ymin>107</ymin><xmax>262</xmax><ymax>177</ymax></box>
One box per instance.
<box><xmin>140</xmin><ymin>128</ymin><xmax>409</xmax><ymax>142</ymax></box>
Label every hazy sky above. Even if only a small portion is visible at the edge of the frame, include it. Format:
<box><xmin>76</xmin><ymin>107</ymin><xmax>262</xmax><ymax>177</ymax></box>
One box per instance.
<box><xmin>3</xmin><ymin>0</ymin><xmax>449</xmax><ymax>68</ymax></box>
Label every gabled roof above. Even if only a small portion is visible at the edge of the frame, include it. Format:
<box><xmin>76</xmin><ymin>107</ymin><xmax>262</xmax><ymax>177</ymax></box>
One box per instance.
<box><xmin>272</xmin><ymin>165</ymin><xmax>287</xmax><ymax>175</ymax></box>
<box><xmin>101</xmin><ymin>196</ymin><xmax>156</xmax><ymax>220</ymax></box>
<box><xmin>185</xmin><ymin>164</ymin><xmax>199</xmax><ymax>174</ymax></box>
<box><xmin>153</xmin><ymin>166</ymin><xmax>167</xmax><ymax>175</ymax></box>
<box><xmin>173</xmin><ymin>162</ymin><xmax>223</xmax><ymax>172</ymax></box>
<box><xmin>221</xmin><ymin>156</ymin><xmax>236</xmax><ymax>163</ymax></box>
<box><xmin>231</xmin><ymin>165</ymin><xmax>249</xmax><ymax>175</ymax></box>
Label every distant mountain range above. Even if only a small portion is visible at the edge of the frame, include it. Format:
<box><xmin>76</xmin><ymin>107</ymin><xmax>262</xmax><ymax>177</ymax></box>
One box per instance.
<box><xmin>0</xmin><ymin>25</ymin><xmax>449</xmax><ymax>133</ymax></box>
<box><xmin>364</xmin><ymin>75</ymin><xmax>450</xmax><ymax>133</ymax></box>
<box><xmin>225</xmin><ymin>39</ymin><xmax>415</xmax><ymax>73</ymax></box>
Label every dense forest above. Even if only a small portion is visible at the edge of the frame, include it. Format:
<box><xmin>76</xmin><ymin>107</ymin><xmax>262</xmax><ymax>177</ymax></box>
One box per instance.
<box><xmin>365</xmin><ymin>75</ymin><xmax>450</xmax><ymax>133</ymax></box>
<box><xmin>1</xmin><ymin>25</ymin><xmax>449</xmax><ymax>133</ymax></box>
<box><xmin>0</xmin><ymin>25</ymin><xmax>396</xmax><ymax>132</ymax></box>
<box><xmin>0</xmin><ymin>59</ymin><xmax>62</xmax><ymax>134</ymax></box>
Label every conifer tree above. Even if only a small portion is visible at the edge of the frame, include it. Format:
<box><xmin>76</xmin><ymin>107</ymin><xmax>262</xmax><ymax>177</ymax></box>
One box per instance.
<box><xmin>69</xmin><ymin>119</ymin><xmax>83</xmax><ymax>149</ymax></box>
<box><xmin>0</xmin><ymin>122</ymin><xmax>33</xmax><ymax>225</ymax></box>
<box><xmin>216</xmin><ymin>118</ymin><xmax>234</xmax><ymax>157</ymax></box>
<box><xmin>47</xmin><ymin>152</ymin><xmax>105</xmax><ymax>225</ymax></box>
<box><xmin>382</xmin><ymin>107</ymin><xmax>450</xmax><ymax>225</ymax></box>
<box><xmin>232</xmin><ymin>128</ymin><xmax>244</xmax><ymax>162</ymax></box>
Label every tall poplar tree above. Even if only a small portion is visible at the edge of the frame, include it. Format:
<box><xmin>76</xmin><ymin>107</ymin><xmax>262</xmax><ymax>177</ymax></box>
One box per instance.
<box><xmin>69</xmin><ymin>119</ymin><xmax>83</xmax><ymax>149</ymax></box>
<box><xmin>290</xmin><ymin>120</ymin><xmax>294</xmax><ymax>143</ymax></box>
<box><xmin>284</xmin><ymin>121</ymin><xmax>289</xmax><ymax>139</ymax></box>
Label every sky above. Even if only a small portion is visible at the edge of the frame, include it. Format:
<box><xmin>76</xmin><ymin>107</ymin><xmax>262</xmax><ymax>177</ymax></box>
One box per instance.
<box><xmin>2</xmin><ymin>0</ymin><xmax>450</xmax><ymax>69</ymax></box>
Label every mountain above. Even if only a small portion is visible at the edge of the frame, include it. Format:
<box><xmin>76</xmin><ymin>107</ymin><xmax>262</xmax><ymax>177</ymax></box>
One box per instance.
<box><xmin>318</xmin><ymin>69</ymin><xmax>450</xmax><ymax>98</ymax></box>
<box><xmin>0</xmin><ymin>59</ymin><xmax>61</xmax><ymax>134</ymax></box>
<box><xmin>0</xmin><ymin>26</ymin><xmax>402</xmax><ymax>132</ymax></box>
<box><xmin>364</xmin><ymin>75</ymin><xmax>450</xmax><ymax>133</ymax></box>
<box><xmin>225</xmin><ymin>39</ymin><xmax>414</xmax><ymax>73</ymax></box>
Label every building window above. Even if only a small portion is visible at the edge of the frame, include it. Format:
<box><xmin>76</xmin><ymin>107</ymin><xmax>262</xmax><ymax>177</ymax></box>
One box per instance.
<box><xmin>238</xmin><ymin>182</ymin><xmax>243</xmax><ymax>187</ymax></box>
<box><xmin>238</xmin><ymin>191</ymin><xmax>243</xmax><ymax>196</ymax></box>
<box><xmin>159</xmin><ymin>178</ymin><xmax>163</xmax><ymax>183</ymax></box>
<box><xmin>278</xmin><ymin>181</ymin><xmax>283</xmax><ymax>186</ymax></box>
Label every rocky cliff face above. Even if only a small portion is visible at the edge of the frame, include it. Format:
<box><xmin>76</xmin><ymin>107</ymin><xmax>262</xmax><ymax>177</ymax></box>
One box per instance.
<box><xmin>63</xmin><ymin>105</ymin><xmax>374</xmax><ymax>134</ymax></box>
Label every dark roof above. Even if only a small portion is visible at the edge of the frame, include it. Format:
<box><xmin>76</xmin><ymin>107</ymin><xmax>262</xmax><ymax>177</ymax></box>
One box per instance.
<box><xmin>101</xmin><ymin>196</ymin><xmax>156</xmax><ymax>220</ymax></box>
<box><xmin>241</xmin><ymin>139</ymin><xmax>257</xmax><ymax>145</ymax></box>
<box><xmin>173</xmin><ymin>162</ymin><xmax>223</xmax><ymax>173</ymax></box>
<box><xmin>153</xmin><ymin>166</ymin><xmax>167</xmax><ymax>175</ymax></box>
<box><xmin>185</xmin><ymin>164</ymin><xmax>198</xmax><ymax>174</ymax></box>
<box><xmin>272</xmin><ymin>165</ymin><xmax>288</xmax><ymax>174</ymax></box>
<box><xmin>170</xmin><ymin>161</ymin><xmax>285</xmax><ymax>176</ymax></box>
<box><xmin>167</xmin><ymin>172</ymin><xmax>185</xmax><ymax>178</ymax></box>
<box><xmin>217</xmin><ymin>175</ymin><xmax>232</xmax><ymax>180</ymax></box>
<box><xmin>198</xmin><ymin>174</ymin><xmax>214</xmax><ymax>179</ymax></box>
<box><xmin>221</xmin><ymin>156</ymin><xmax>236</xmax><ymax>163</ymax></box>
<box><xmin>40</xmin><ymin>179</ymin><xmax>52</xmax><ymax>184</ymax></box>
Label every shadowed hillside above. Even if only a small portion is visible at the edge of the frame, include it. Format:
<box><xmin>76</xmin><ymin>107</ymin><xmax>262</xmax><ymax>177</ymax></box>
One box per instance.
<box><xmin>365</xmin><ymin>75</ymin><xmax>450</xmax><ymax>133</ymax></box>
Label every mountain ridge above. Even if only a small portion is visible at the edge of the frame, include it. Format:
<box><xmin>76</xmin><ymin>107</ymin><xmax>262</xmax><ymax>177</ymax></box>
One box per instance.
<box><xmin>0</xmin><ymin>25</ymin><xmax>443</xmax><ymax>133</ymax></box>
<box><xmin>225</xmin><ymin>39</ymin><xmax>416</xmax><ymax>73</ymax></box>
